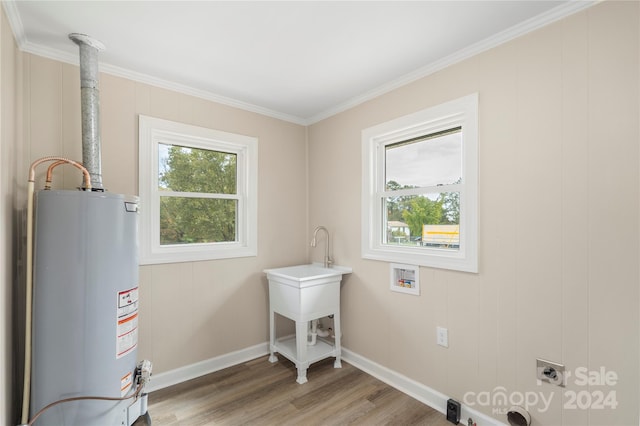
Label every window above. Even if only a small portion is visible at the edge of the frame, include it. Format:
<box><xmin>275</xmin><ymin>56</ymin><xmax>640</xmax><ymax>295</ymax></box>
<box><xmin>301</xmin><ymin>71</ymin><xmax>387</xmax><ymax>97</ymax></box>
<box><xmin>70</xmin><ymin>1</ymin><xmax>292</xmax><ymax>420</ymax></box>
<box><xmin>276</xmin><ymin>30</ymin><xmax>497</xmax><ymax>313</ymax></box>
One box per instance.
<box><xmin>361</xmin><ymin>94</ymin><xmax>478</xmax><ymax>272</ymax></box>
<box><xmin>139</xmin><ymin>116</ymin><xmax>257</xmax><ymax>264</ymax></box>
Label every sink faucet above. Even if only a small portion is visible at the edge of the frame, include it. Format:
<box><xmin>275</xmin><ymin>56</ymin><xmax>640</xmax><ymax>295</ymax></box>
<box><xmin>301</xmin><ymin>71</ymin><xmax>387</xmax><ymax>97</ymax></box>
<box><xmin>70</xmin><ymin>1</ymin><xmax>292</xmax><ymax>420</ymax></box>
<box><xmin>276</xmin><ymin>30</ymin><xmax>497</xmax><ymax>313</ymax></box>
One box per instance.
<box><xmin>311</xmin><ymin>226</ymin><xmax>333</xmax><ymax>268</ymax></box>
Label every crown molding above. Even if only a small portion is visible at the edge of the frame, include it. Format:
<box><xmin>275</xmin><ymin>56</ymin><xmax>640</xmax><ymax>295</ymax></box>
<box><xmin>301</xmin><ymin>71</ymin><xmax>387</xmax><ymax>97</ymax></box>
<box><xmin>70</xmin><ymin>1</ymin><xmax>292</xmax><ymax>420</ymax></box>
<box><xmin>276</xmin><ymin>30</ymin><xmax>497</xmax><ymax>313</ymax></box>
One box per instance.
<box><xmin>4</xmin><ymin>0</ymin><xmax>598</xmax><ymax>127</ymax></box>
<box><xmin>2</xmin><ymin>1</ymin><xmax>26</xmax><ymax>47</ymax></box>
<box><xmin>102</xmin><ymin>65</ymin><xmax>309</xmax><ymax>126</ymax></box>
<box><xmin>3</xmin><ymin>0</ymin><xmax>299</xmax><ymax>125</ymax></box>
<box><xmin>306</xmin><ymin>0</ymin><xmax>599</xmax><ymax>124</ymax></box>
<box><xmin>19</xmin><ymin>40</ymin><xmax>308</xmax><ymax>125</ymax></box>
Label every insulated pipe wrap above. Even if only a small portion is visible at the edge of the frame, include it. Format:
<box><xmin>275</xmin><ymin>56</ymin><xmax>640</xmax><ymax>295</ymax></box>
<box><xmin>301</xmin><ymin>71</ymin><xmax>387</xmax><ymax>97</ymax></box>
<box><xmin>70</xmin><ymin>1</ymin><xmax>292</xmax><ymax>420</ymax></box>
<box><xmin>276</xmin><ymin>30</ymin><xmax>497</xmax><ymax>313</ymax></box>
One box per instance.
<box><xmin>69</xmin><ymin>33</ymin><xmax>105</xmax><ymax>191</ymax></box>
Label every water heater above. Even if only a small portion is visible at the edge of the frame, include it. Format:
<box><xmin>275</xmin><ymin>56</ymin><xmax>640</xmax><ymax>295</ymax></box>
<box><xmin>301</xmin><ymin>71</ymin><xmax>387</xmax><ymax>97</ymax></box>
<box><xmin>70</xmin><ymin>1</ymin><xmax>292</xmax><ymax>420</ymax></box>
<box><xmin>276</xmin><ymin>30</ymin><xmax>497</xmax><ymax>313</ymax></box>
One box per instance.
<box><xmin>30</xmin><ymin>190</ymin><xmax>145</xmax><ymax>424</ymax></box>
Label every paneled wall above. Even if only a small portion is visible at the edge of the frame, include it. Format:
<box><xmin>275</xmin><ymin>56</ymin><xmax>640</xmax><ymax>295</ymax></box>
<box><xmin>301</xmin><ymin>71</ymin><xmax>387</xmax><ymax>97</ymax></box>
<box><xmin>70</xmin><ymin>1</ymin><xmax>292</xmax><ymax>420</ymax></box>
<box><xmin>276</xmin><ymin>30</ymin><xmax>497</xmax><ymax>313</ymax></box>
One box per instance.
<box><xmin>4</xmin><ymin>1</ymin><xmax>639</xmax><ymax>425</ymax></box>
<box><xmin>18</xmin><ymin>56</ymin><xmax>308</xmax><ymax>377</ymax></box>
<box><xmin>308</xmin><ymin>2</ymin><xmax>639</xmax><ymax>424</ymax></box>
<box><xmin>1</xmin><ymin>6</ymin><xmax>19</xmax><ymax>425</ymax></box>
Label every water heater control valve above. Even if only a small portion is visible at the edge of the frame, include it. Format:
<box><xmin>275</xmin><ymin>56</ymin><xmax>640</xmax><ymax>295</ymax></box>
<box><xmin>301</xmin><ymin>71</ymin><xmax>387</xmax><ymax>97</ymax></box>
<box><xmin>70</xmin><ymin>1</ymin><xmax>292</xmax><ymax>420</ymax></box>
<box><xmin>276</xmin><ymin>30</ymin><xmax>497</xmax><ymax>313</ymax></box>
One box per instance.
<box><xmin>136</xmin><ymin>359</ymin><xmax>153</xmax><ymax>387</ymax></box>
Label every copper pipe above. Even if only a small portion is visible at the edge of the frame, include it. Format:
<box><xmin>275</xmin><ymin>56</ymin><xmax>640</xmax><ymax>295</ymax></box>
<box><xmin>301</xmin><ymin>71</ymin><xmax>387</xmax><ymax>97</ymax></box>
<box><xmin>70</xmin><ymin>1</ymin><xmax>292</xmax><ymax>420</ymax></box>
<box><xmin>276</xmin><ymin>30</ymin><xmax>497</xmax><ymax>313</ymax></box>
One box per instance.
<box><xmin>43</xmin><ymin>160</ymin><xmax>67</xmax><ymax>190</ymax></box>
<box><xmin>27</xmin><ymin>381</ymin><xmax>144</xmax><ymax>426</ymax></box>
<box><xmin>21</xmin><ymin>156</ymin><xmax>91</xmax><ymax>424</ymax></box>
<box><xmin>28</xmin><ymin>156</ymin><xmax>91</xmax><ymax>190</ymax></box>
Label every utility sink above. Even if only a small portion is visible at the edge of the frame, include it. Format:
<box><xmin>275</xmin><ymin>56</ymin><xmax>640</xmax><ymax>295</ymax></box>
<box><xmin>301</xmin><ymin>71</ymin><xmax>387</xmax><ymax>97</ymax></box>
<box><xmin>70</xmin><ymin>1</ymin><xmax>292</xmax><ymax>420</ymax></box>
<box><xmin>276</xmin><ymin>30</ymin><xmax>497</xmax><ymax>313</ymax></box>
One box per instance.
<box><xmin>264</xmin><ymin>263</ymin><xmax>351</xmax><ymax>384</ymax></box>
<box><xmin>264</xmin><ymin>264</ymin><xmax>352</xmax><ymax>288</ymax></box>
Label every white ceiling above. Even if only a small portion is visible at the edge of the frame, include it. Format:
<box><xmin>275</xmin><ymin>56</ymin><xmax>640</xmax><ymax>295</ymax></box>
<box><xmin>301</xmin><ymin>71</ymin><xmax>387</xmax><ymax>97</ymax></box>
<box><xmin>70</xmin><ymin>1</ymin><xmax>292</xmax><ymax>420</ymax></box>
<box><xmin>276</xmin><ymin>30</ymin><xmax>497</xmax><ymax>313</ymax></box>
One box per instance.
<box><xmin>4</xmin><ymin>1</ymin><xmax>594</xmax><ymax>124</ymax></box>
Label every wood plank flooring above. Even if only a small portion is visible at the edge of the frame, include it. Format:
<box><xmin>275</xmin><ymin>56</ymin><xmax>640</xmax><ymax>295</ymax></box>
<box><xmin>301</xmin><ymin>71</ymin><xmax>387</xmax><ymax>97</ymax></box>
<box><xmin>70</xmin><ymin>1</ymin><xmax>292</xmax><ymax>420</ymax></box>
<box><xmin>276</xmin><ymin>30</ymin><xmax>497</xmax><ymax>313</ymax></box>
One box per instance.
<box><xmin>142</xmin><ymin>355</ymin><xmax>454</xmax><ymax>426</ymax></box>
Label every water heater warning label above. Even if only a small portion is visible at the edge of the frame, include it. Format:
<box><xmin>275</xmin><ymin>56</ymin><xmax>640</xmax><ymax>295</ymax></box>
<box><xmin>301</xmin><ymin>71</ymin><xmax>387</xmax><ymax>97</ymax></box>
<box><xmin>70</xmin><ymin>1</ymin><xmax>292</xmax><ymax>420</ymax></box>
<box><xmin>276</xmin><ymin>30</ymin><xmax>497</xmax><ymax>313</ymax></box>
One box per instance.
<box><xmin>117</xmin><ymin>287</ymin><xmax>139</xmax><ymax>359</ymax></box>
<box><xmin>121</xmin><ymin>372</ymin><xmax>133</xmax><ymax>397</ymax></box>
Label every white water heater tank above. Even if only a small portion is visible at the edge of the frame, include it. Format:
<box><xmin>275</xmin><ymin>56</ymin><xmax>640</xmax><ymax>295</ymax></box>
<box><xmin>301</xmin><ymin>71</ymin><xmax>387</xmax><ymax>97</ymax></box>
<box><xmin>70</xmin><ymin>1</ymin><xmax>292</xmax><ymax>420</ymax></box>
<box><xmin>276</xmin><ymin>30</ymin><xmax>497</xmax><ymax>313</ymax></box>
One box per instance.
<box><xmin>31</xmin><ymin>190</ymin><xmax>141</xmax><ymax>425</ymax></box>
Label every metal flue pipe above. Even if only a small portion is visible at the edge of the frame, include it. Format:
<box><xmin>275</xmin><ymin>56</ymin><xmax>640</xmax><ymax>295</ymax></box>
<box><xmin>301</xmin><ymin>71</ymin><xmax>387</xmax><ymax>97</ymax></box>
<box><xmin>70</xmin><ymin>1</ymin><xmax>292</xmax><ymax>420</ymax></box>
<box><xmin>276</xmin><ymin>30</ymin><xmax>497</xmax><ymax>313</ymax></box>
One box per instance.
<box><xmin>69</xmin><ymin>33</ymin><xmax>105</xmax><ymax>191</ymax></box>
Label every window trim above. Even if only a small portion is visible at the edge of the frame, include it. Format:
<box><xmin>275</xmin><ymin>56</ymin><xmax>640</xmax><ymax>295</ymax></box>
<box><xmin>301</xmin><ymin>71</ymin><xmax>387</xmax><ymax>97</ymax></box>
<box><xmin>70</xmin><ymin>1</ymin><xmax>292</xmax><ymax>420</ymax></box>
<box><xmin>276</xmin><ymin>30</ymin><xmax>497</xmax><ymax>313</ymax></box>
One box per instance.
<box><xmin>361</xmin><ymin>94</ymin><xmax>478</xmax><ymax>273</ymax></box>
<box><xmin>139</xmin><ymin>115</ymin><xmax>257</xmax><ymax>264</ymax></box>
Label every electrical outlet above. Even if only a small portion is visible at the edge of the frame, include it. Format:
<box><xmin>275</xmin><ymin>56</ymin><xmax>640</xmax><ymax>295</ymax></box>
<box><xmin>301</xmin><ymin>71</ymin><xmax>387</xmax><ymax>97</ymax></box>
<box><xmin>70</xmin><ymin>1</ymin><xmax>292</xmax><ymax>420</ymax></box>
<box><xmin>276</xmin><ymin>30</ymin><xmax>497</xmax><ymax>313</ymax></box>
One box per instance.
<box><xmin>437</xmin><ymin>326</ymin><xmax>448</xmax><ymax>347</ymax></box>
<box><xmin>446</xmin><ymin>398</ymin><xmax>461</xmax><ymax>424</ymax></box>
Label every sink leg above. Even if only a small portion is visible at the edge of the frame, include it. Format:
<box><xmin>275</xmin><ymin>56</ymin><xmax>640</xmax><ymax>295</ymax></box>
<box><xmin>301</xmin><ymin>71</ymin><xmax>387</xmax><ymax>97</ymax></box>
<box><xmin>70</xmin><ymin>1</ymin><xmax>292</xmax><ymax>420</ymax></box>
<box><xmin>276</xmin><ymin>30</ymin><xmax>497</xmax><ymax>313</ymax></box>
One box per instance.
<box><xmin>333</xmin><ymin>310</ymin><xmax>342</xmax><ymax>369</ymax></box>
<box><xmin>296</xmin><ymin>367</ymin><xmax>308</xmax><ymax>384</ymax></box>
<box><xmin>268</xmin><ymin>308</ymin><xmax>278</xmax><ymax>363</ymax></box>
<box><xmin>295</xmin><ymin>320</ymin><xmax>309</xmax><ymax>384</ymax></box>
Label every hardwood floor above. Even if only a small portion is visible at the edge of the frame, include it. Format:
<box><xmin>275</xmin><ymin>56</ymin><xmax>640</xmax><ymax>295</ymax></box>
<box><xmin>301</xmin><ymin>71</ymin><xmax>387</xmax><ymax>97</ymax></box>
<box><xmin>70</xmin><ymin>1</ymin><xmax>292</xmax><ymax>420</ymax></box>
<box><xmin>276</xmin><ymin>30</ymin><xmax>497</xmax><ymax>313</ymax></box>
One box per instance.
<box><xmin>142</xmin><ymin>355</ymin><xmax>454</xmax><ymax>426</ymax></box>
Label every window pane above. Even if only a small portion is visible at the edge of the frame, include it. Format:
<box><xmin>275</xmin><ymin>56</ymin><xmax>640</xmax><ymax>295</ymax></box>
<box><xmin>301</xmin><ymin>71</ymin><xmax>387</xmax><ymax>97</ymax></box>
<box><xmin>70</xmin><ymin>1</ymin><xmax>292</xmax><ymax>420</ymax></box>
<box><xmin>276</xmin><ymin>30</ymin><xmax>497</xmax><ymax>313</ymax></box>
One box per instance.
<box><xmin>384</xmin><ymin>192</ymin><xmax>459</xmax><ymax>250</ymax></box>
<box><xmin>159</xmin><ymin>143</ymin><xmax>237</xmax><ymax>194</ymax></box>
<box><xmin>160</xmin><ymin>197</ymin><xmax>237</xmax><ymax>245</ymax></box>
<box><xmin>385</xmin><ymin>128</ymin><xmax>461</xmax><ymax>190</ymax></box>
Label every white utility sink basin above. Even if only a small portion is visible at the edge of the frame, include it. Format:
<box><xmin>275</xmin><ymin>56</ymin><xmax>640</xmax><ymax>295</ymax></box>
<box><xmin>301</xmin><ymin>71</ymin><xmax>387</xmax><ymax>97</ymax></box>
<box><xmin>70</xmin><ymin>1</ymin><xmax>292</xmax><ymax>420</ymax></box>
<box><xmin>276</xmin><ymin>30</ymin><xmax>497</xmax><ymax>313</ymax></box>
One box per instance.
<box><xmin>264</xmin><ymin>264</ymin><xmax>352</xmax><ymax>288</ymax></box>
<box><xmin>264</xmin><ymin>263</ymin><xmax>352</xmax><ymax>384</ymax></box>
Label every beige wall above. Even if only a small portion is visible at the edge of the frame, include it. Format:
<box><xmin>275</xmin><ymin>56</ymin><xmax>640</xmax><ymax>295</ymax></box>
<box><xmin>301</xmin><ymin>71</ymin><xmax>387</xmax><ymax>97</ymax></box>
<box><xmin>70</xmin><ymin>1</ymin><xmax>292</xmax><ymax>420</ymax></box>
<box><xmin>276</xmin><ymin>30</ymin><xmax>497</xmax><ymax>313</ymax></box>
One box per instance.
<box><xmin>7</xmin><ymin>27</ymin><xmax>308</xmax><ymax>424</ymax></box>
<box><xmin>20</xmin><ymin>58</ymin><xmax>310</xmax><ymax>375</ymax></box>
<box><xmin>1</xmin><ymin>5</ymin><xmax>20</xmax><ymax>424</ymax></box>
<box><xmin>3</xmin><ymin>1</ymin><xmax>640</xmax><ymax>425</ymax></box>
<box><xmin>308</xmin><ymin>1</ymin><xmax>639</xmax><ymax>425</ymax></box>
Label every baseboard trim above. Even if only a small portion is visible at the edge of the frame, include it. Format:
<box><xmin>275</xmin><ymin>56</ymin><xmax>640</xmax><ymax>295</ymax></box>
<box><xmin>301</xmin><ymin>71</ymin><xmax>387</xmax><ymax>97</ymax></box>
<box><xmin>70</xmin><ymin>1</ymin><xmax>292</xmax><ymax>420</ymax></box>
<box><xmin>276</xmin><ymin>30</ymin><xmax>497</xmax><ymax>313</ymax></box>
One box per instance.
<box><xmin>146</xmin><ymin>343</ymin><xmax>503</xmax><ymax>425</ymax></box>
<box><xmin>341</xmin><ymin>348</ymin><xmax>504</xmax><ymax>426</ymax></box>
<box><xmin>146</xmin><ymin>342</ymin><xmax>269</xmax><ymax>393</ymax></box>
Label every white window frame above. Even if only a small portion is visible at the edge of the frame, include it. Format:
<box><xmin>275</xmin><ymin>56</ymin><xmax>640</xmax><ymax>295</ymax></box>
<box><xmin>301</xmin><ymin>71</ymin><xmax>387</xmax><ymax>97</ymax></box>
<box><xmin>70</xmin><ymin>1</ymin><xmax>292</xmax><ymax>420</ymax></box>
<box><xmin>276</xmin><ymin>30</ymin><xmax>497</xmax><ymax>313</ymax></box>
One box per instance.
<box><xmin>361</xmin><ymin>93</ymin><xmax>478</xmax><ymax>273</ymax></box>
<box><xmin>139</xmin><ymin>115</ymin><xmax>257</xmax><ymax>264</ymax></box>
